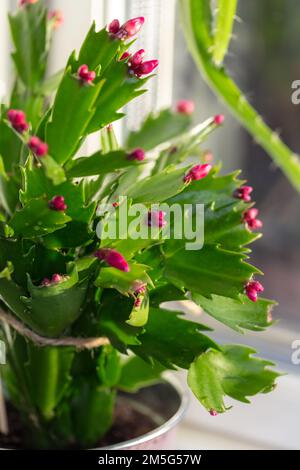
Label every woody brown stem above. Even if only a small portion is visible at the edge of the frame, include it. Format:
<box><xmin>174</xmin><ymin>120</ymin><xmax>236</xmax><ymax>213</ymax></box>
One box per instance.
<box><xmin>0</xmin><ymin>308</ymin><xmax>110</xmax><ymax>350</ymax></box>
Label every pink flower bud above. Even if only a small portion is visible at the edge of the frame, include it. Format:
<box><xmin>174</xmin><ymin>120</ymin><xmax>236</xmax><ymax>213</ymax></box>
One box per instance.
<box><xmin>122</xmin><ymin>17</ymin><xmax>145</xmax><ymax>37</ymax></box>
<box><xmin>7</xmin><ymin>109</ymin><xmax>29</xmax><ymax>133</ymax></box>
<box><xmin>129</xmin><ymin>49</ymin><xmax>145</xmax><ymax>68</ymax></box>
<box><xmin>28</xmin><ymin>136</ymin><xmax>48</xmax><ymax>157</ymax></box>
<box><xmin>112</xmin><ymin>202</ymin><xmax>119</xmax><ymax>208</ymax></box>
<box><xmin>132</xmin><ymin>60</ymin><xmax>159</xmax><ymax>77</ymax></box>
<box><xmin>184</xmin><ymin>164</ymin><xmax>212</xmax><ymax>183</ymax></box>
<box><xmin>243</xmin><ymin>208</ymin><xmax>263</xmax><ymax>230</ymax></box>
<box><xmin>108</xmin><ymin>19</ymin><xmax>120</xmax><ymax>34</ymax></box>
<box><xmin>95</xmin><ymin>249</ymin><xmax>130</xmax><ymax>272</ymax></box>
<box><xmin>120</xmin><ymin>52</ymin><xmax>131</xmax><ymax>61</ymax></box>
<box><xmin>48</xmin><ymin>10</ymin><xmax>64</xmax><ymax>29</ymax></box>
<box><xmin>248</xmin><ymin>280</ymin><xmax>264</xmax><ymax>293</ymax></box>
<box><xmin>148</xmin><ymin>211</ymin><xmax>166</xmax><ymax>228</ymax></box>
<box><xmin>214</xmin><ymin>114</ymin><xmax>225</xmax><ymax>125</ymax></box>
<box><xmin>52</xmin><ymin>274</ymin><xmax>62</xmax><ymax>284</ymax></box>
<box><xmin>19</xmin><ymin>0</ymin><xmax>38</xmax><ymax>6</ymax></box>
<box><xmin>78</xmin><ymin>64</ymin><xmax>96</xmax><ymax>84</ymax></box>
<box><xmin>109</xmin><ymin>17</ymin><xmax>144</xmax><ymax>40</ymax></box>
<box><xmin>245</xmin><ymin>280</ymin><xmax>264</xmax><ymax>302</ymax></box>
<box><xmin>209</xmin><ymin>409</ymin><xmax>218</xmax><ymax>417</ymax></box>
<box><xmin>131</xmin><ymin>281</ymin><xmax>147</xmax><ymax>295</ymax></box>
<box><xmin>41</xmin><ymin>278</ymin><xmax>51</xmax><ymax>287</ymax></box>
<box><xmin>127</xmin><ymin>148</ymin><xmax>145</xmax><ymax>161</ymax></box>
<box><xmin>176</xmin><ymin>100</ymin><xmax>195</xmax><ymax>115</ymax></box>
<box><xmin>49</xmin><ymin>196</ymin><xmax>67</xmax><ymax>212</ymax></box>
<box><xmin>234</xmin><ymin>185</ymin><xmax>253</xmax><ymax>202</ymax></box>
<box><xmin>134</xmin><ymin>297</ymin><xmax>142</xmax><ymax>308</ymax></box>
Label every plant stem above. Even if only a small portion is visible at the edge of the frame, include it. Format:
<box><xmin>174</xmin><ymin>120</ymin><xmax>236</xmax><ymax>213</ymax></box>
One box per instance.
<box><xmin>180</xmin><ymin>0</ymin><xmax>300</xmax><ymax>193</ymax></box>
<box><xmin>0</xmin><ymin>375</ymin><xmax>8</xmax><ymax>435</ymax></box>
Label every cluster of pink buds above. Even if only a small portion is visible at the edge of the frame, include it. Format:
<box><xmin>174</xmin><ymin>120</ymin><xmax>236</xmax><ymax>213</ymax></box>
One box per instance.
<box><xmin>184</xmin><ymin>164</ymin><xmax>212</xmax><ymax>183</ymax></box>
<box><xmin>28</xmin><ymin>136</ymin><xmax>48</xmax><ymax>157</ymax></box>
<box><xmin>128</xmin><ymin>49</ymin><xmax>159</xmax><ymax>77</ymax></box>
<box><xmin>243</xmin><ymin>208</ymin><xmax>263</xmax><ymax>230</ymax></box>
<box><xmin>148</xmin><ymin>211</ymin><xmax>166</xmax><ymax>228</ymax></box>
<box><xmin>19</xmin><ymin>0</ymin><xmax>38</xmax><ymax>6</ymax></box>
<box><xmin>234</xmin><ymin>185</ymin><xmax>253</xmax><ymax>202</ymax></box>
<box><xmin>127</xmin><ymin>148</ymin><xmax>145</xmax><ymax>161</ymax></box>
<box><xmin>213</xmin><ymin>114</ymin><xmax>225</xmax><ymax>126</ymax></box>
<box><xmin>41</xmin><ymin>273</ymin><xmax>64</xmax><ymax>287</ymax></box>
<box><xmin>209</xmin><ymin>409</ymin><xmax>218</xmax><ymax>417</ymax></box>
<box><xmin>49</xmin><ymin>196</ymin><xmax>67</xmax><ymax>212</ymax></box>
<box><xmin>108</xmin><ymin>17</ymin><xmax>144</xmax><ymax>40</ymax></box>
<box><xmin>7</xmin><ymin>109</ymin><xmax>29</xmax><ymax>134</ymax></box>
<box><xmin>134</xmin><ymin>297</ymin><xmax>143</xmax><ymax>308</ymax></box>
<box><xmin>48</xmin><ymin>10</ymin><xmax>64</xmax><ymax>29</ymax></box>
<box><xmin>245</xmin><ymin>280</ymin><xmax>264</xmax><ymax>302</ymax></box>
<box><xmin>132</xmin><ymin>281</ymin><xmax>147</xmax><ymax>295</ymax></box>
<box><xmin>95</xmin><ymin>248</ymin><xmax>130</xmax><ymax>272</ymax></box>
<box><xmin>176</xmin><ymin>100</ymin><xmax>195</xmax><ymax>115</ymax></box>
<box><xmin>78</xmin><ymin>65</ymin><xmax>96</xmax><ymax>85</ymax></box>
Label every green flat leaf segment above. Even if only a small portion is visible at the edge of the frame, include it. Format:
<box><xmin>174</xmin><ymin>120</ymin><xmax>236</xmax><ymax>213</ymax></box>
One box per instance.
<box><xmin>126</xmin><ymin>109</ymin><xmax>192</xmax><ymax>151</ymax></box>
<box><xmin>188</xmin><ymin>345</ymin><xmax>280</xmax><ymax>413</ymax></box>
<box><xmin>95</xmin><ymin>263</ymin><xmax>151</xmax><ymax>296</ymax></box>
<box><xmin>127</xmin><ymin>166</ymin><xmax>190</xmax><ymax>203</ymax></box>
<box><xmin>164</xmin><ymin>245</ymin><xmax>260</xmax><ymax>300</ymax></box>
<box><xmin>193</xmin><ymin>293</ymin><xmax>275</xmax><ymax>333</ymax></box>
<box><xmin>9</xmin><ymin>2</ymin><xmax>48</xmax><ymax>89</ymax></box>
<box><xmin>77</xmin><ymin>24</ymin><xmax>120</xmax><ymax>72</ymax></box>
<box><xmin>9</xmin><ymin>198</ymin><xmax>71</xmax><ymax>238</ymax></box>
<box><xmin>25</xmin><ymin>343</ymin><xmax>74</xmax><ymax>420</ymax></box>
<box><xmin>22</xmin><ymin>263</ymin><xmax>88</xmax><ymax>337</ymax></box>
<box><xmin>118</xmin><ymin>356</ymin><xmax>165</xmax><ymax>392</ymax></box>
<box><xmin>67</xmin><ymin>150</ymin><xmax>143</xmax><ymax>178</ymax></box>
<box><xmin>46</xmin><ymin>69</ymin><xmax>103</xmax><ymax>164</ymax></box>
<box><xmin>132</xmin><ymin>307</ymin><xmax>217</xmax><ymax>369</ymax></box>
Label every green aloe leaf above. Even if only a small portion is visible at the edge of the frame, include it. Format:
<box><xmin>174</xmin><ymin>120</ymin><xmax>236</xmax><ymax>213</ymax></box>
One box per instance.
<box><xmin>164</xmin><ymin>245</ymin><xmax>260</xmax><ymax>300</ymax></box>
<box><xmin>9</xmin><ymin>2</ymin><xmax>48</xmax><ymax>89</ymax></box>
<box><xmin>132</xmin><ymin>307</ymin><xmax>217</xmax><ymax>369</ymax></box>
<box><xmin>118</xmin><ymin>356</ymin><xmax>165</xmax><ymax>392</ymax></box>
<box><xmin>193</xmin><ymin>293</ymin><xmax>275</xmax><ymax>332</ymax></box>
<box><xmin>188</xmin><ymin>345</ymin><xmax>280</xmax><ymax>413</ymax></box>
<box><xmin>46</xmin><ymin>69</ymin><xmax>103</xmax><ymax>164</ymax></box>
<box><xmin>9</xmin><ymin>198</ymin><xmax>71</xmax><ymax>238</ymax></box>
<box><xmin>67</xmin><ymin>150</ymin><xmax>143</xmax><ymax>178</ymax></box>
<box><xmin>127</xmin><ymin>109</ymin><xmax>192</xmax><ymax>151</ymax></box>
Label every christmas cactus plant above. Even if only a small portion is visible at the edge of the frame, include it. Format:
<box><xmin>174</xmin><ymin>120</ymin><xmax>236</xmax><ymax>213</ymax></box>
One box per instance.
<box><xmin>0</xmin><ymin>1</ymin><xmax>279</xmax><ymax>449</ymax></box>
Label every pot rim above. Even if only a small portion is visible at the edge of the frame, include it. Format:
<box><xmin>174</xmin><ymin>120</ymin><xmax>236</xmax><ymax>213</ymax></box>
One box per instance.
<box><xmin>97</xmin><ymin>373</ymin><xmax>189</xmax><ymax>450</ymax></box>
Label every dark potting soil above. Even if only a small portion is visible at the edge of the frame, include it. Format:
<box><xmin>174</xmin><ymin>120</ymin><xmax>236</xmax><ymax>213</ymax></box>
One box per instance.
<box><xmin>0</xmin><ymin>399</ymin><xmax>158</xmax><ymax>449</ymax></box>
